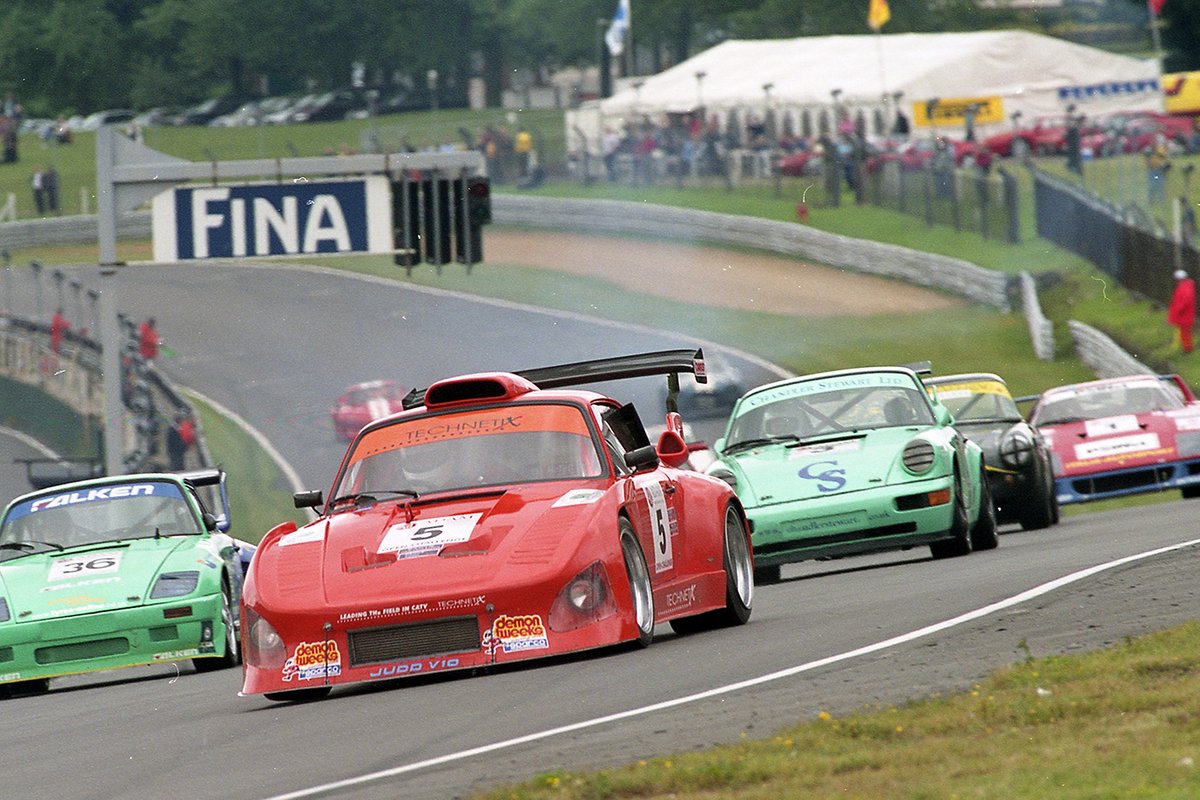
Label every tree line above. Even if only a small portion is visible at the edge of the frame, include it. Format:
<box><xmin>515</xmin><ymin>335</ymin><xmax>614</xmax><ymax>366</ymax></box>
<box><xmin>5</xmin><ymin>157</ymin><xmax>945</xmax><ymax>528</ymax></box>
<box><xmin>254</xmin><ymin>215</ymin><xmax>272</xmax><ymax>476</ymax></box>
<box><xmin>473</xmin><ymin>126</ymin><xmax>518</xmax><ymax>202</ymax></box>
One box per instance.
<box><xmin>0</xmin><ymin>0</ymin><xmax>1188</xmax><ymax>119</ymax></box>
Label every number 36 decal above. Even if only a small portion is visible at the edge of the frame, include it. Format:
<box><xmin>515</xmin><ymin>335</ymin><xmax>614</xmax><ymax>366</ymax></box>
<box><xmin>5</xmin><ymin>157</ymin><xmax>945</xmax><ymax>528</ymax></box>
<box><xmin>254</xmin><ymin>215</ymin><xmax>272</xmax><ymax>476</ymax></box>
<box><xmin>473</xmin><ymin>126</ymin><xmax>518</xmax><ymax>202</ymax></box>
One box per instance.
<box><xmin>49</xmin><ymin>552</ymin><xmax>123</xmax><ymax>581</ymax></box>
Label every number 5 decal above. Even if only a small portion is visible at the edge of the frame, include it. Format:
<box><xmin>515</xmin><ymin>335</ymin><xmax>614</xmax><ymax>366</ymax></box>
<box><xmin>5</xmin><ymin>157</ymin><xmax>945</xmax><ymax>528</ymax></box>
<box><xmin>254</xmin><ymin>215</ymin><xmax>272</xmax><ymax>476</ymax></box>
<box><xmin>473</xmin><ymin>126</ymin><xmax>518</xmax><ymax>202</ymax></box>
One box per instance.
<box><xmin>643</xmin><ymin>482</ymin><xmax>673</xmax><ymax>573</ymax></box>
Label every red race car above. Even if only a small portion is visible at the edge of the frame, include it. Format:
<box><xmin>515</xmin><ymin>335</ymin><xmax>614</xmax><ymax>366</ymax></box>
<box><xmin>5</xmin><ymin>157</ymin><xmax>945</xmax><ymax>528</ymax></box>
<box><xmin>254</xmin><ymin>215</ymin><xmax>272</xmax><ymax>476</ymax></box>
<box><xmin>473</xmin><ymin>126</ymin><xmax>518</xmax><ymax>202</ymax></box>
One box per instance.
<box><xmin>242</xmin><ymin>349</ymin><xmax>754</xmax><ymax>702</ymax></box>
<box><xmin>1026</xmin><ymin>373</ymin><xmax>1200</xmax><ymax>506</ymax></box>
<box><xmin>331</xmin><ymin>380</ymin><xmax>407</xmax><ymax>441</ymax></box>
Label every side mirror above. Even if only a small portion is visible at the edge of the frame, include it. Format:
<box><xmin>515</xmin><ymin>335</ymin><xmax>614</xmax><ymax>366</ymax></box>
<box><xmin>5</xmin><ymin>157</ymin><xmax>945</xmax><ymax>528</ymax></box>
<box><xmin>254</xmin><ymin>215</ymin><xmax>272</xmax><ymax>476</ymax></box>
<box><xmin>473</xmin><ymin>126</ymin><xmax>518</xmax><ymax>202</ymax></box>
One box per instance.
<box><xmin>713</xmin><ymin>437</ymin><xmax>726</xmax><ymax>453</ymax></box>
<box><xmin>656</xmin><ymin>429</ymin><xmax>689</xmax><ymax>468</ymax></box>
<box><xmin>293</xmin><ymin>489</ymin><xmax>324</xmax><ymax>509</ymax></box>
<box><xmin>935</xmin><ymin>405</ymin><xmax>954</xmax><ymax>426</ymax></box>
<box><xmin>624</xmin><ymin>445</ymin><xmax>660</xmax><ymax>473</ymax></box>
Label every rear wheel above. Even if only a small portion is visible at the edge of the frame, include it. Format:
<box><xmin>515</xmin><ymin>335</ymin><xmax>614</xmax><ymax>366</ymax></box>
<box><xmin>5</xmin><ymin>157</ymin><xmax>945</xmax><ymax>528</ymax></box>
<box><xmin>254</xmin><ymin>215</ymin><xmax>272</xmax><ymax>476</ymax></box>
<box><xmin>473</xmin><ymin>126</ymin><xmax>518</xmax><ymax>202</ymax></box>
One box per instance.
<box><xmin>930</xmin><ymin>471</ymin><xmax>972</xmax><ymax>559</ymax></box>
<box><xmin>970</xmin><ymin>476</ymin><xmax>999</xmax><ymax>551</ymax></box>
<box><xmin>670</xmin><ymin>505</ymin><xmax>753</xmax><ymax>634</ymax></box>
<box><xmin>193</xmin><ymin>582</ymin><xmax>240</xmax><ymax>672</ymax></box>
<box><xmin>620</xmin><ymin>518</ymin><xmax>655</xmax><ymax>648</ymax></box>
<box><xmin>1183</xmin><ymin>485</ymin><xmax>1200</xmax><ymax>499</ymax></box>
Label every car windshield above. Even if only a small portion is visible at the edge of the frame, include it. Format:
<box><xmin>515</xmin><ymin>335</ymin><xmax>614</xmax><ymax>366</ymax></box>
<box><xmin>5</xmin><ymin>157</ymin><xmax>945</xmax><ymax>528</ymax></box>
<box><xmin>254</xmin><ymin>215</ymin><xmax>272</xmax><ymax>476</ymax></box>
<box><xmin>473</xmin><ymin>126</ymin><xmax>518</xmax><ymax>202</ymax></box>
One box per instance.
<box><xmin>726</xmin><ymin>372</ymin><xmax>933</xmax><ymax>448</ymax></box>
<box><xmin>332</xmin><ymin>402</ymin><xmax>605</xmax><ymax>499</ymax></box>
<box><xmin>0</xmin><ymin>480</ymin><xmax>200</xmax><ymax>555</ymax></box>
<box><xmin>931</xmin><ymin>379</ymin><xmax>1021</xmax><ymax>422</ymax></box>
<box><xmin>1034</xmin><ymin>379</ymin><xmax>1184</xmax><ymax>425</ymax></box>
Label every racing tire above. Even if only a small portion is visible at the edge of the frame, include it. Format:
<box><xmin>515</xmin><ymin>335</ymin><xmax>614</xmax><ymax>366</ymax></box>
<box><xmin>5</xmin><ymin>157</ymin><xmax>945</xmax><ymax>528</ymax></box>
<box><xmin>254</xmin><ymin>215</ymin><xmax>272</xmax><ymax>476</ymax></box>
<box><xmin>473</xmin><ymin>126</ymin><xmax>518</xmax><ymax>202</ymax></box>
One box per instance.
<box><xmin>264</xmin><ymin>686</ymin><xmax>333</xmax><ymax>703</ymax></box>
<box><xmin>620</xmin><ymin>518</ymin><xmax>655</xmax><ymax>648</ymax></box>
<box><xmin>193</xmin><ymin>582</ymin><xmax>240</xmax><ymax>672</ymax></box>
<box><xmin>753</xmin><ymin>564</ymin><xmax>781</xmax><ymax>585</ymax></box>
<box><xmin>0</xmin><ymin>678</ymin><xmax>50</xmax><ymax>699</ymax></box>
<box><xmin>1019</xmin><ymin>468</ymin><xmax>1057</xmax><ymax>530</ymax></box>
<box><xmin>970</xmin><ymin>476</ymin><xmax>999</xmax><ymax>551</ymax></box>
<box><xmin>1183</xmin><ymin>485</ymin><xmax>1200</xmax><ymax>499</ymax></box>
<box><xmin>669</xmin><ymin>505</ymin><xmax>754</xmax><ymax>634</ymax></box>
<box><xmin>930</xmin><ymin>471</ymin><xmax>972</xmax><ymax>559</ymax></box>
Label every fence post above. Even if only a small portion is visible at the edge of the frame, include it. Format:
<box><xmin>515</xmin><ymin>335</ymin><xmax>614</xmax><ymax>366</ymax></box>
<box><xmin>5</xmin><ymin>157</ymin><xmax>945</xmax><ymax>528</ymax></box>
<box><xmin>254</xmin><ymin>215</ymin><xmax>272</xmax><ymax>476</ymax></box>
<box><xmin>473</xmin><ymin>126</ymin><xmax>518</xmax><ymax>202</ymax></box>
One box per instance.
<box><xmin>1002</xmin><ymin>168</ymin><xmax>1019</xmax><ymax>244</ymax></box>
<box><xmin>0</xmin><ymin>193</ymin><xmax>14</xmax><ymax>222</ymax></box>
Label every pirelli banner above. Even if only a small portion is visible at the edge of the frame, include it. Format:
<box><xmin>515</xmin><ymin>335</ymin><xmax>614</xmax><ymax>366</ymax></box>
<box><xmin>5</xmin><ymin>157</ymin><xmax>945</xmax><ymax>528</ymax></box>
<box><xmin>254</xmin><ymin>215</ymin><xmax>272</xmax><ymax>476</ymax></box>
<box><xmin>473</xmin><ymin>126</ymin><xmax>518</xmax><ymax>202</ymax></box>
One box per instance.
<box><xmin>152</xmin><ymin>178</ymin><xmax>393</xmax><ymax>261</ymax></box>
<box><xmin>911</xmin><ymin>96</ymin><xmax>1005</xmax><ymax>128</ymax></box>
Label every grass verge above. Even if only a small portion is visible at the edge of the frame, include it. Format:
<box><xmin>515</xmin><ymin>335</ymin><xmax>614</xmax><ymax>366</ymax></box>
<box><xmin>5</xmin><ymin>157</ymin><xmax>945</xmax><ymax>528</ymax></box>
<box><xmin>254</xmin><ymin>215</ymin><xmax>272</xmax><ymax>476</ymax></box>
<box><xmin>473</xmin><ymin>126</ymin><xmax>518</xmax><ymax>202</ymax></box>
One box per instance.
<box><xmin>473</xmin><ymin>622</ymin><xmax>1200</xmax><ymax>799</ymax></box>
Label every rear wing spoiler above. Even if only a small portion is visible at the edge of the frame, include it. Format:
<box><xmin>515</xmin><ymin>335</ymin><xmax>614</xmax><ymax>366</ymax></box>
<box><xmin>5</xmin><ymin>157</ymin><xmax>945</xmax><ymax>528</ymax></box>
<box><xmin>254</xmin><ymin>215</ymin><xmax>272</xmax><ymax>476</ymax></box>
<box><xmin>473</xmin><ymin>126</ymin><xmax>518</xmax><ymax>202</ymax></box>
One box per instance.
<box><xmin>179</xmin><ymin>468</ymin><xmax>231</xmax><ymax>533</ymax></box>
<box><xmin>402</xmin><ymin>348</ymin><xmax>707</xmax><ymax>411</ymax></box>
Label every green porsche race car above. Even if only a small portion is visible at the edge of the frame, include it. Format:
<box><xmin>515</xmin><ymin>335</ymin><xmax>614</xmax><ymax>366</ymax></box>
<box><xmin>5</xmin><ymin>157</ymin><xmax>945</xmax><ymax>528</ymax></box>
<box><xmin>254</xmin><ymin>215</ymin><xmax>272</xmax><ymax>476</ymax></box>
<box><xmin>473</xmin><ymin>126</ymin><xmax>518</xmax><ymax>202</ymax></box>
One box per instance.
<box><xmin>0</xmin><ymin>469</ymin><xmax>245</xmax><ymax>697</ymax></box>
<box><xmin>706</xmin><ymin>365</ymin><xmax>997</xmax><ymax>583</ymax></box>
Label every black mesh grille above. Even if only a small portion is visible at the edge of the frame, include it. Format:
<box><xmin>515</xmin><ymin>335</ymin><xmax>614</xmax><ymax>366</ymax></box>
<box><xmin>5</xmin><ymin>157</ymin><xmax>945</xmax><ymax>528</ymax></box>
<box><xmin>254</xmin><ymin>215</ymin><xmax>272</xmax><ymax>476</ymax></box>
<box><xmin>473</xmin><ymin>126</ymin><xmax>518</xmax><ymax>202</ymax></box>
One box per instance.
<box><xmin>347</xmin><ymin>616</ymin><xmax>481</xmax><ymax>667</ymax></box>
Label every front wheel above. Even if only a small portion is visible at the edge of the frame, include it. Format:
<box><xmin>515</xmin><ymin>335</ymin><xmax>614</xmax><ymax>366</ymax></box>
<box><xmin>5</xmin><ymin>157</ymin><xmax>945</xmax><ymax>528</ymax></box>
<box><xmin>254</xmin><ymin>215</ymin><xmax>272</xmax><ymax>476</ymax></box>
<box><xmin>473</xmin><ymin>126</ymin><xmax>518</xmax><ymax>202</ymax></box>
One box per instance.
<box><xmin>620</xmin><ymin>518</ymin><xmax>655</xmax><ymax>648</ymax></box>
<box><xmin>193</xmin><ymin>582</ymin><xmax>240</xmax><ymax>673</ymax></box>
<box><xmin>264</xmin><ymin>686</ymin><xmax>332</xmax><ymax>703</ymax></box>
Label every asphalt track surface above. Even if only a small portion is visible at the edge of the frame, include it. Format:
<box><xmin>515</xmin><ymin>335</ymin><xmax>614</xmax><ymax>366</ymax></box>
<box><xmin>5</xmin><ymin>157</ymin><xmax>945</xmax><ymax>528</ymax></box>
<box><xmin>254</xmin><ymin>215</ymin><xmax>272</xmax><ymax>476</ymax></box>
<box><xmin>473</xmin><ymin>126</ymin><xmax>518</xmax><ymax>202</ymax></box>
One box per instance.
<box><xmin>4</xmin><ymin>260</ymin><xmax>1200</xmax><ymax>799</ymax></box>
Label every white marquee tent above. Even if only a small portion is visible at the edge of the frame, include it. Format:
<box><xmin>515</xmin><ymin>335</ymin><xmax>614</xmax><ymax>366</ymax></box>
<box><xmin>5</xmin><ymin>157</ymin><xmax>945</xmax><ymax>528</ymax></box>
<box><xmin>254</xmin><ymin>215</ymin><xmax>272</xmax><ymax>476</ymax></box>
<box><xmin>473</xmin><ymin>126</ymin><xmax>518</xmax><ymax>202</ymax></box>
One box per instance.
<box><xmin>567</xmin><ymin>30</ymin><xmax>1161</xmax><ymax>150</ymax></box>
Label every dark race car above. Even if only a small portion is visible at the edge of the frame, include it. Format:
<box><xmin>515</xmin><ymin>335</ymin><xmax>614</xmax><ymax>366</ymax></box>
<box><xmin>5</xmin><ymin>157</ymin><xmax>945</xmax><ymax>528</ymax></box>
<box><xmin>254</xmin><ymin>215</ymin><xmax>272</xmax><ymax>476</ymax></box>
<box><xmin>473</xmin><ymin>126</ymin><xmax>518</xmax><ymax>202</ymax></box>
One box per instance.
<box><xmin>241</xmin><ymin>350</ymin><xmax>754</xmax><ymax>702</ymax></box>
<box><xmin>925</xmin><ymin>373</ymin><xmax>1058</xmax><ymax>530</ymax></box>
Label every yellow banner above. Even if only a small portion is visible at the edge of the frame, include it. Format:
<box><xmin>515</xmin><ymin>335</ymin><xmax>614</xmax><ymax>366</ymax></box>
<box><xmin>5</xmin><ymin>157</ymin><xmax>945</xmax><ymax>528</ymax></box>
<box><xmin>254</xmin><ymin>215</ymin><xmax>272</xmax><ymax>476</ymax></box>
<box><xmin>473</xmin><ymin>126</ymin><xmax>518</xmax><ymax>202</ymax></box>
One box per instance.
<box><xmin>1164</xmin><ymin>71</ymin><xmax>1200</xmax><ymax>117</ymax></box>
<box><xmin>912</xmin><ymin>97</ymin><xmax>1005</xmax><ymax>128</ymax></box>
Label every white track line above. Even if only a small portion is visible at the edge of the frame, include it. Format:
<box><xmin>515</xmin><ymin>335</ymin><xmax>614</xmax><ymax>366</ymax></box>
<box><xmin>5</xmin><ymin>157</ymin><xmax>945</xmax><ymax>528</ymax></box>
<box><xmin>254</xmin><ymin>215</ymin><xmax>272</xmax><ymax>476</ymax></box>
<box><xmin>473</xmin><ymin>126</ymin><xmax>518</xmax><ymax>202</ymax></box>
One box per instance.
<box><xmin>260</xmin><ymin>535</ymin><xmax>1200</xmax><ymax>800</ymax></box>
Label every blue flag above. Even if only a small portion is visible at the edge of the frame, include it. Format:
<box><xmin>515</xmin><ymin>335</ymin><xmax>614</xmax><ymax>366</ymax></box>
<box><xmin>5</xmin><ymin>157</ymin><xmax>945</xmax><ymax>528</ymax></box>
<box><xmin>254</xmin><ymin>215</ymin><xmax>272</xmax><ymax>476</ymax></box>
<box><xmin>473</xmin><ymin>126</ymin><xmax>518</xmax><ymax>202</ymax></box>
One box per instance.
<box><xmin>606</xmin><ymin>0</ymin><xmax>630</xmax><ymax>57</ymax></box>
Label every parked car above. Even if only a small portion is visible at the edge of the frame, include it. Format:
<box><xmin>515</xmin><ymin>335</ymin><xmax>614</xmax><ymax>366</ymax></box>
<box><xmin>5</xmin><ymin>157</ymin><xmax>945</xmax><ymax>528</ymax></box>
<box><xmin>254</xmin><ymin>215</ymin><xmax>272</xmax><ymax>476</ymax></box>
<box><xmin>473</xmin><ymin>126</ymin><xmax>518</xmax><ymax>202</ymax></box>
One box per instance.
<box><xmin>331</xmin><ymin>379</ymin><xmax>408</xmax><ymax>441</ymax></box>
<box><xmin>0</xmin><ymin>468</ymin><xmax>245</xmax><ymax>696</ymax></box>
<box><xmin>172</xmin><ymin>96</ymin><xmax>241</xmax><ymax>127</ymax></box>
<box><xmin>75</xmin><ymin>109</ymin><xmax>136</xmax><ymax>131</ymax></box>
<box><xmin>241</xmin><ymin>349</ymin><xmax>753</xmax><ymax>702</ymax></box>
<box><xmin>925</xmin><ymin>373</ymin><xmax>1058</xmax><ymax>530</ymax></box>
<box><xmin>1026</xmin><ymin>373</ymin><xmax>1200</xmax><ymax>505</ymax></box>
<box><xmin>289</xmin><ymin>90</ymin><xmax>364</xmax><ymax>123</ymax></box>
<box><xmin>706</xmin><ymin>363</ymin><xmax>996</xmax><ymax>584</ymax></box>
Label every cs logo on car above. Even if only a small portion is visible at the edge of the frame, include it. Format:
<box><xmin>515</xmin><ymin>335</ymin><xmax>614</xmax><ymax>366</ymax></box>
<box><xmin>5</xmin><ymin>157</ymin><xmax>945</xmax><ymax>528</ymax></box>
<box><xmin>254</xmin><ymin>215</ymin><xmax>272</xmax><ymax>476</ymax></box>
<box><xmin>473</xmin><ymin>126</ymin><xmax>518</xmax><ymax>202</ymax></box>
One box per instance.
<box><xmin>798</xmin><ymin>461</ymin><xmax>847</xmax><ymax>493</ymax></box>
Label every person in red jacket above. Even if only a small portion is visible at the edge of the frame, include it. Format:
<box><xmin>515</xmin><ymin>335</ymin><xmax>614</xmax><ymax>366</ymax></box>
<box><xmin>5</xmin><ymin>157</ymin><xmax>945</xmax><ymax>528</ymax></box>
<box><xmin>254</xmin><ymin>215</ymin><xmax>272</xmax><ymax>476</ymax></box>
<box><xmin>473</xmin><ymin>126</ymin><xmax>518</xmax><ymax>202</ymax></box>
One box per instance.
<box><xmin>138</xmin><ymin>317</ymin><xmax>159</xmax><ymax>363</ymax></box>
<box><xmin>1168</xmin><ymin>269</ymin><xmax>1197</xmax><ymax>354</ymax></box>
<box><xmin>49</xmin><ymin>308</ymin><xmax>68</xmax><ymax>354</ymax></box>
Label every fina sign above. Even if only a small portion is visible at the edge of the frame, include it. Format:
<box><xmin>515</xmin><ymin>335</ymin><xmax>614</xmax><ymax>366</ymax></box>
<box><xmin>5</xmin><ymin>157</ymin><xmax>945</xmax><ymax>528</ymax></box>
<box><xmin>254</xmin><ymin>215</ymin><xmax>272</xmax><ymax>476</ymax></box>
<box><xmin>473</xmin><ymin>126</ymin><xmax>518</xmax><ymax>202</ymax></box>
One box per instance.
<box><xmin>152</xmin><ymin>177</ymin><xmax>393</xmax><ymax>262</ymax></box>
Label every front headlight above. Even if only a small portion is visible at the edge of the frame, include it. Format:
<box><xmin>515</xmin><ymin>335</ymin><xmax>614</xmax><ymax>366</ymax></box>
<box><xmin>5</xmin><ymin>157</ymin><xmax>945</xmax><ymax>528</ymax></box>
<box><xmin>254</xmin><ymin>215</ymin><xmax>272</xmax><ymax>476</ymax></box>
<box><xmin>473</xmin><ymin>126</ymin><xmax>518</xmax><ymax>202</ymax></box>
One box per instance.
<box><xmin>149</xmin><ymin>571</ymin><xmax>200</xmax><ymax>599</ymax></box>
<box><xmin>902</xmin><ymin>440</ymin><xmax>936</xmax><ymax>474</ymax></box>
<box><xmin>1000</xmin><ymin>429</ymin><xmax>1034</xmax><ymax>468</ymax></box>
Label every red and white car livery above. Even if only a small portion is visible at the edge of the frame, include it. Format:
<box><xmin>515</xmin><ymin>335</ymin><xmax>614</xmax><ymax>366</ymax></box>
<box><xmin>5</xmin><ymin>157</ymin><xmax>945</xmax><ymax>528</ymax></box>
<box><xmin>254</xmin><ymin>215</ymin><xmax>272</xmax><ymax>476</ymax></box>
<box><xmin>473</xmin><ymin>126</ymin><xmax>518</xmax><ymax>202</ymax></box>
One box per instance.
<box><xmin>1027</xmin><ymin>374</ymin><xmax>1200</xmax><ymax>505</ymax></box>
<box><xmin>241</xmin><ymin>350</ymin><xmax>753</xmax><ymax>702</ymax></box>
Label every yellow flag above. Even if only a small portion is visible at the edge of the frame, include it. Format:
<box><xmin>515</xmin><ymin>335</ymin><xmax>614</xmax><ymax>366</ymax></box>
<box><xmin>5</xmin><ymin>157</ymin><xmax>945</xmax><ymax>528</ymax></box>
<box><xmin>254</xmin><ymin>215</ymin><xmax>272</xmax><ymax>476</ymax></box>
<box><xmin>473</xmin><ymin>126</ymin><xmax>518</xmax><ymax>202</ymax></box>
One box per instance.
<box><xmin>868</xmin><ymin>0</ymin><xmax>891</xmax><ymax>31</ymax></box>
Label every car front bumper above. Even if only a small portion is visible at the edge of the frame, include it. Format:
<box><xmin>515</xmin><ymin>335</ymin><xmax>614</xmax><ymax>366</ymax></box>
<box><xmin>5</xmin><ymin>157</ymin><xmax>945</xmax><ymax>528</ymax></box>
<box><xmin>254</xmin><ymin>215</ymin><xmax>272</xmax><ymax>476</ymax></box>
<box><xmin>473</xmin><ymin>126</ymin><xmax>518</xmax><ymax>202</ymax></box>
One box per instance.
<box><xmin>0</xmin><ymin>593</ymin><xmax>226</xmax><ymax>686</ymax></box>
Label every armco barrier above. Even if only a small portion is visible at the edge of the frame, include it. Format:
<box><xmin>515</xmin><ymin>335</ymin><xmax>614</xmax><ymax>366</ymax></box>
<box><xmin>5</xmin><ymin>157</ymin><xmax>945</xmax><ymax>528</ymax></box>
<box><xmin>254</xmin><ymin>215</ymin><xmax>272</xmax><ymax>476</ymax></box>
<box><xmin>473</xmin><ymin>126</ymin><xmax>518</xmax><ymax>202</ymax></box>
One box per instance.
<box><xmin>1067</xmin><ymin>320</ymin><xmax>1153</xmax><ymax>379</ymax></box>
<box><xmin>1020</xmin><ymin>271</ymin><xmax>1055</xmax><ymax>361</ymax></box>
<box><xmin>494</xmin><ymin>196</ymin><xmax>1013</xmax><ymax>311</ymax></box>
